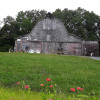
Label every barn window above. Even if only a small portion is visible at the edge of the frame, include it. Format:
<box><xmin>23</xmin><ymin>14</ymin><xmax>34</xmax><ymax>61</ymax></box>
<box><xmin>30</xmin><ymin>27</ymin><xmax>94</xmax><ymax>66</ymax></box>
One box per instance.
<box><xmin>17</xmin><ymin>43</ymin><xmax>20</xmax><ymax>51</ymax></box>
<box><xmin>21</xmin><ymin>43</ymin><xmax>29</xmax><ymax>51</ymax></box>
<box><xmin>25</xmin><ymin>46</ymin><xmax>28</xmax><ymax>50</ymax></box>
<box><xmin>17</xmin><ymin>39</ymin><xmax>21</xmax><ymax>41</ymax></box>
<box><xmin>22</xmin><ymin>44</ymin><xmax>25</xmax><ymax>50</ymax></box>
<box><xmin>43</xmin><ymin>19</ymin><xmax>56</xmax><ymax>30</ymax></box>
<box><xmin>47</xmin><ymin>35</ymin><xmax>50</xmax><ymax>41</ymax></box>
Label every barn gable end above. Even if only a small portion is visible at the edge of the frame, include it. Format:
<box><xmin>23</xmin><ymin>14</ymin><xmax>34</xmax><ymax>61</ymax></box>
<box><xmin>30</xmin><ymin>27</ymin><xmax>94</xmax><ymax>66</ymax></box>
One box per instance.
<box><xmin>28</xmin><ymin>13</ymin><xmax>82</xmax><ymax>42</ymax></box>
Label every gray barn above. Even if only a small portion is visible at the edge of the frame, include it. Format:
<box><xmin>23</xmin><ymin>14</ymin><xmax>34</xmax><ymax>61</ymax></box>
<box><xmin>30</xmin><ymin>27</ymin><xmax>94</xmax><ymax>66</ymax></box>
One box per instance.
<box><xmin>14</xmin><ymin>13</ymin><xmax>99</xmax><ymax>56</ymax></box>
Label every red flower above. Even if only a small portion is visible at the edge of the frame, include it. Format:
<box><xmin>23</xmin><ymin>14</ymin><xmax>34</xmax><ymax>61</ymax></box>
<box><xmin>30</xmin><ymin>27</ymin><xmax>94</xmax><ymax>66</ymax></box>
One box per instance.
<box><xmin>49</xmin><ymin>99</ymin><xmax>53</xmax><ymax>100</ymax></box>
<box><xmin>25</xmin><ymin>85</ymin><xmax>29</xmax><ymax>89</ymax></box>
<box><xmin>80</xmin><ymin>88</ymin><xmax>84</xmax><ymax>90</ymax></box>
<box><xmin>50</xmin><ymin>85</ymin><xmax>53</xmax><ymax>87</ymax></box>
<box><xmin>17</xmin><ymin>82</ymin><xmax>20</xmax><ymax>84</ymax></box>
<box><xmin>70</xmin><ymin>88</ymin><xmax>75</xmax><ymax>91</ymax></box>
<box><xmin>40</xmin><ymin>84</ymin><xmax>44</xmax><ymax>86</ymax></box>
<box><xmin>77</xmin><ymin>87</ymin><xmax>81</xmax><ymax>90</ymax></box>
<box><xmin>77</xmin><ymin>87</ymin><xmax>84</xmax><ymax>90</ymax></box>
<box><xmin>46</xmin><ymin>78</ymin><xmax>51</xmax><ymax>81</ymax></box>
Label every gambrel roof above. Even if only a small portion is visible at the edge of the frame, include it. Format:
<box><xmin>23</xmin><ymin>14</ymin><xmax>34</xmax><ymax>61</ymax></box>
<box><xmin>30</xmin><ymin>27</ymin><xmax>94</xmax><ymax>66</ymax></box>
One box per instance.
<box><xmin>17</xmin><ymin>13</ymin><xmax>83</xmax><ymax>43</ymax></box>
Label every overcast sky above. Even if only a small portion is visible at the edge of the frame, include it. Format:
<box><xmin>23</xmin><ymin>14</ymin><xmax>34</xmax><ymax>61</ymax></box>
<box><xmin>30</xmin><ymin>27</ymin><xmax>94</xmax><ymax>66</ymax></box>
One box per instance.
<box><xmin>0</xmin><ymin>0</ymin><xmax>100</xmax><ymax>21</ymax></box>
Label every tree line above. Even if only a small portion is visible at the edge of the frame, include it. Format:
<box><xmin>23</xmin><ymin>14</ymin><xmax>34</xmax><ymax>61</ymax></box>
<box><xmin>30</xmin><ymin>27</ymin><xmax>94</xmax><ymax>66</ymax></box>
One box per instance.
<box><xmin>0</xmin><ymin>7</ymin><xmax>100</xmax><ymax>52</ymax></box>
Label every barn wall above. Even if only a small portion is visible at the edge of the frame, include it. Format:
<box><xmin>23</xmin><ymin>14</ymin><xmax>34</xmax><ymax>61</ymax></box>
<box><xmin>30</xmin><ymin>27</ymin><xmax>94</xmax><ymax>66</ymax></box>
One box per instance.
<box><xmin>15</xmin><ymin>40</ymin><xmax>82</xmax><ymax>55</ymax></box>
<box><xmin>15</xmin><ymin>40</ymin><xmax>100</xmax><ymax>56</ymax></box>
<box><xmin>38</xmin><ymin>42</ymin><xmax>82</xmax><ymax>55</ymax></box>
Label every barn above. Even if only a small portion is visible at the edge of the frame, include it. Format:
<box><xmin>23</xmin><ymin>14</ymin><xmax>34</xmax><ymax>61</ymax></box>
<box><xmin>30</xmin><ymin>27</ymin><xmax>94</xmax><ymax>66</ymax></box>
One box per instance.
<box><xmin>14</xmin><ymin>13</ymin><xmax>99</xmax><ymax>56</ymax></box>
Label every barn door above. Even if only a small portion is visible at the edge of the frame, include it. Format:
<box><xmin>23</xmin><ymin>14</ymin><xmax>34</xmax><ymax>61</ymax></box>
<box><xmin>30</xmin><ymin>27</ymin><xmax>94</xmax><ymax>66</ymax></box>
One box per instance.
<box><xmin>43</xmin><ymin>42</ymin><xmax>55</xmax><ymax>54</ymax></box>
<box><xmin>29</xmin><ymin>42</ymin><xmax>41</xmax><ymax>53</ymax></box>
<box><xmin>44</xmin><ymin>42</ymin><xmax>51</xmax><ymax>54</ymax></box>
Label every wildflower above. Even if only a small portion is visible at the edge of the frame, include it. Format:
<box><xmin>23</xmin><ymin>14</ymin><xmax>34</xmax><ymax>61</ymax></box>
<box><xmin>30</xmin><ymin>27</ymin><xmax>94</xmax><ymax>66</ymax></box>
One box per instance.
<box><xmin>80</xmin><ymin>88</ymin><xmax>84</xmax><ymax>90</ymax></box>
<box><xmin>49</xmin><ymin>99</ymin><xmax>53</xmax><ymax>100</ymax></box>
<box><xmin>25</xmin><ymin>85</ymin><xmax>29</xmax><ymax>89</ymax></box>
<box><xmin>17</xmin><ymin>82</ymin><xmax>20</xmax><ymax>84</ymax></box>
<box><xmin>46</xmin><ymin>78</ymin><xmax>51</xmax><ymax>81</ymax></box>
<box><xmin>40</xmin><ymin>84</ymin><xmax>44</xmax><ymax>86</ymax></box>
<box><xmin>70</xmin><ymin>88</ymin><xmax>75</xmax><ymax>91</ymax></box>
<box><xmin>50</xmin><ymin>85</ymin><xmax>53</xmax><ymax>87</ymax></box>
<box><xmin>77</xmin><ymin>87</ymin><xmax>81</xmax><ymax>90</ymax></box>
<box><xmin>77</xmin><ymin>87</ymin><xmax>84</xmax><ymax>90</ymax></box>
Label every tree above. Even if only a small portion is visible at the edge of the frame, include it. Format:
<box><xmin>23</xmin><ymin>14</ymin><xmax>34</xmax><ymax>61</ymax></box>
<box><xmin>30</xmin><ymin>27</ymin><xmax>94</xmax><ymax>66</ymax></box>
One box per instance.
<box><xmin>16</xmin><ymin>10</ymin><xmax>47</xmax><ymax>36</ymax></box>
<box><xmin>0</xmin><ymin>16</ymin><xmax>17</xmax><ymax>51</ymax></box>
<box><xmin>53</xmin><ymin>9</ymin><xmax>63</xmax><ymax>21</ymax></box>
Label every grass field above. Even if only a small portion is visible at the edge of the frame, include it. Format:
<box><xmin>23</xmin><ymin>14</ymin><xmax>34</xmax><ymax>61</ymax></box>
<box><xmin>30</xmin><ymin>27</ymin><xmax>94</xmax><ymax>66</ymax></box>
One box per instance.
<box><xmin>0</xmin><ymin>86</ymin><xmax>99</xmax><ymax>100</ymax></box>
<box><xmin>0</xmin><ymin>52</ymin><xmax>100</xmax><ymax>99</ymax></box>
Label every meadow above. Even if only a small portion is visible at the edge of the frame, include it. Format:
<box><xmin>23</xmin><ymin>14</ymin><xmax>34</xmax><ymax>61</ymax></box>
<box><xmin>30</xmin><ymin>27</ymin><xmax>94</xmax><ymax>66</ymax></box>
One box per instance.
<box><xmin>0</xmin><ymin>52</ymin><xmax>100</xmax><ymax>100</ymax></box>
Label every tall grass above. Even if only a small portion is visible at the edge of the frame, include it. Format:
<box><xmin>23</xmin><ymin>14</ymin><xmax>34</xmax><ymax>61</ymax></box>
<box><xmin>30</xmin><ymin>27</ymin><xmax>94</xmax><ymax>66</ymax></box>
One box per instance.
<box><xmin>0</xmin><ymin>52</ymin><xmax>100</xmax><ymax>96</ymax></box>
<box><xmin>0</xmin><ymin>86</ymin><xmax>42</xmax><ymax>100</ymax></box>
<box><xmin>0</xmin><ymin>87</ymin><xmax>99</xmax><ymax>100</ymax></box>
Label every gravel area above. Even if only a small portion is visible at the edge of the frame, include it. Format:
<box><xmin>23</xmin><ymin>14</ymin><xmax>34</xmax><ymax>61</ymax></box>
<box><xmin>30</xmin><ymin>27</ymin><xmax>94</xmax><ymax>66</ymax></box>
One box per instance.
<box><xmin>90</xmin><ymin>57</ymin><xmax>100</xmax><ymax>60</ymax></box>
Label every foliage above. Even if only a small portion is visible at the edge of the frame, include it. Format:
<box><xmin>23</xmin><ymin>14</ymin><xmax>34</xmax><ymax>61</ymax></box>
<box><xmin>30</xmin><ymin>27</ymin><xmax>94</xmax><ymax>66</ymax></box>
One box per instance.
<box><xmin>0</xmin><ymin>35</ymin><xmax>14</xmax><ymax>52</ymax></box>
<box><xmin>16</xmin><ymin>10</ymin><xmax>47</xmax><ymax>36</ymax></box>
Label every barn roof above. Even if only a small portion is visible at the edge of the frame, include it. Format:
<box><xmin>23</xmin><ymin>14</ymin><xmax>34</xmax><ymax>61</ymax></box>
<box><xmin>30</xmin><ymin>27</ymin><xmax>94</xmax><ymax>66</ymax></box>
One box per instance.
<box><xmin>16</xmin><ymin>13</ymin><xmax>83</xmax><ymax>42</ymax></box>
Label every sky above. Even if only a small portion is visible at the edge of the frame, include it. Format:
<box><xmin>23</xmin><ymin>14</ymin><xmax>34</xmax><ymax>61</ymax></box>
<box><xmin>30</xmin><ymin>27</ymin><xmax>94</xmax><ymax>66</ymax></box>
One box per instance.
<box><xmin>0</xmin><ymin>0</ymin><xmax>100</xmax><ymax>21</ymax></box>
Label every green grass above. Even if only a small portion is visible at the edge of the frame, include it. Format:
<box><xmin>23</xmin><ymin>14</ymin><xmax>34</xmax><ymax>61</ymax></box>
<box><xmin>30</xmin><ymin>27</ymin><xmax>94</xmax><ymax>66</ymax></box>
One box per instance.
<box><xmin>0</xmin><ymin>52</ymin><xmax>100</xmax><ymax>97</ymax></box>
<box><xmin>0</xmin><ymin>86</ymin><xmax>42</xmax><ymax>100</ymax></box>
<box><xmin>0</xmin><ymin>86</ymin><xmax>99</xmax><ymax>100</ymax></box>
